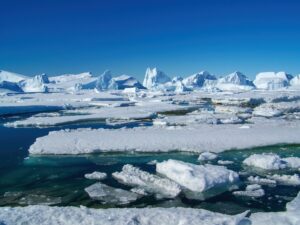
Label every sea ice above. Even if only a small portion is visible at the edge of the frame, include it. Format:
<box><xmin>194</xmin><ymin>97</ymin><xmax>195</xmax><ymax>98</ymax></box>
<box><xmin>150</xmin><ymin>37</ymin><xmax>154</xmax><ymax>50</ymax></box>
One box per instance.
<box><xmin>198</xmin><ymin>152</ymin><xmax>218</xmax><ymax>161</ymax></box>
<box><xmin>243</xmin><ymin>153</ymin><xmax>287</xmax><ymax>170</ymax></box>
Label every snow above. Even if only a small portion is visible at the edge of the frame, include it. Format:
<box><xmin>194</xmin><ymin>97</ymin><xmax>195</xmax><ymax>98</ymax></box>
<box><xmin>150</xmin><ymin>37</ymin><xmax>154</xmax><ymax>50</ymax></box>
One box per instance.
<box><xmin>198</xmin><ymin>152</ymin><xmax>218</xmax><ymax>161</ymax></box>
<box><xmin>156</xmin><ymin>160</ymin><xmax>239</xmax><ymax>195</ymax></box>
<box><xmin>0</xmin><ymin>206</ymin><xmax>250</xmax><ymax>225</ymax></box>
<box><xmin>233</xmin><ymin>184</ymin><xmax>265</xmax><ymax>198</ymax></box>
<box><xmin>143</xmin><ymin>67</ymin><xmax>171</xmax><ymax>89</ymax></box>
<box><xmin>253</xmin><ymin>72</ymin><xmax>293</xmax><ymax>90</ymax></box>
<box><xmin>112</xmin><ymin>164</ymin><xmax>181</xmax><ymax>199</ymax></box>
<box><xmin>84</xmin><ymin>171</ymin><xmax>107</xmax><ymax>180</ymax></box>
<box><xmin>243</xmin><ymin>153</ymin><xmax>287</xmax><ymax>170</ymax></box>
<box><xmin>267</xmin><ymin>174</ymin><xmax>300</xmax><ymax>186</ymax></box>
<box><xmin>84</xmin><ymin>182</ymin><xmax>140</xmax><ymax>205</ymax></box>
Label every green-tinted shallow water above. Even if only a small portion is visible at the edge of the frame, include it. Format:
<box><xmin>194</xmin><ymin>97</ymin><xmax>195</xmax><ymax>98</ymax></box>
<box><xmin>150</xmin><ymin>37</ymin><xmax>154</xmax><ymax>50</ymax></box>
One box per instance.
<box><xmin>0</xmin><ymin>124</ymin><xmax>300</xmax><ymax>215</ymax></box>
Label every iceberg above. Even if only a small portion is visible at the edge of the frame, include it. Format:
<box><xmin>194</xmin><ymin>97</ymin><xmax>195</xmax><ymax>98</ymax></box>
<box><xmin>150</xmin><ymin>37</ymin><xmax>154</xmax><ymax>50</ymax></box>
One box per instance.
<box><xmin>156</xmin><ymin>160</ymin><xmax>239</xmax><ymax>199</ymax></box>
<box><xmin>182</xmin><ymin>71</ymin><xmax>216</xmax><ymax>88</ymax></box>
<box><xmin>108</xmin><ymin>75</ymin><xmax>145</xmax><ymax>90</ymax></box>
<box><xmin>84</xmin><ymin>182</ymin><xmax>140</xmax><ymax>205</ymax></box>
<box><xmin>253</xmin><ymin>72</ymin><xmax>293</xmax><ymax>90</ymax></box>
<box><xmin>112</xmin><ymin>164</ymin><xmax>181</xmax><ymax>198</ymax></box>
<box><xmin>290</xmin><ymin>75</ymin><xmax>300</xmax><ymax>87</ymax></box>
<box><xmin>216</xmin><ymin>71</ymin><xmax>255</xmax><ymax>91</ymax></box>
<box><xmin>19</xmin><ymin>74</ymin><xmax>48</xmax><ymax>93</ymax></box>
<box><xmin>0</xmin><ymin>70</ymin><xmax>27</xmax><ymax>83</ymax></box>
<box><xmin>95</xmin><ymin>70</ymin><xmax>112</xmax><ymax>90</ymax></box>
<box><xmin>143</xmin><ymin>67</ymin><xmax>171</xmax><ymax>89</ymax></box>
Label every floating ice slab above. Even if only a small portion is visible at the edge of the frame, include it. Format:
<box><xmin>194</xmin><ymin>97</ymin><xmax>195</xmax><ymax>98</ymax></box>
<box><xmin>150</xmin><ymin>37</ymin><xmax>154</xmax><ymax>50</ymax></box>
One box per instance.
<box><xmin>156</xmin><ymin>160</ymin><xmax>239</xmax><ymax>195</ymax></box>
<box><xmin>29</xmin><ymin>119</ymin><xmax>300</xmax><ymax>154</ymax></box>
<box><xmin>0</xmin><ymin>205</ymin><xmax>250</xmax><ymax>225</ymax></box>
<box><xmin>233</xmin><ymin>184</ymin><xmax>265</xmax><ymax>198</ymax></box>
<box><xmin>84</xmin><ymin>171</ymin><xmax>107</xmax><ymax>180</ymax></box>
<box><xmin>112</xmin><ymin>164</ymin><xmax>181</xmax><ymax>198</ymax></box>
<box><xmin>84</xmin><ymin>182</ymin><xmax>139</xmax><ymax>205</ymax></box>
<box><xmin>243</xmin><ymin>154</ymin><xmax>300</xmax><ymax>171</ymax></box>
<box><xmin>198</xmin><ymin>152</ymin><xmax>218</xmax><ymax>161</ymax></box>
<box><xmin>267</xmin><ymin>174</ymin><xmax>300</xmax><ymax>186</ymax></box>
<box><xmin>243</xmin><ymin>153</ymin><xmax>287</xmax><ymax>170</ymax></box>
<box><xmin>247</xmin><ymin>176</ymin><xmax>276</xmax><ymax>186</ymax></box>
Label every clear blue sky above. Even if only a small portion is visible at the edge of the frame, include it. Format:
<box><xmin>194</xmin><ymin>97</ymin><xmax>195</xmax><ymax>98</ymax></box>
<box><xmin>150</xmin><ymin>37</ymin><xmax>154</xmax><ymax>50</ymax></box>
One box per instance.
<box><xmin>1</xmin><ymin>0</ymin><xmax>300</xmax><ymax>80</ymax></box>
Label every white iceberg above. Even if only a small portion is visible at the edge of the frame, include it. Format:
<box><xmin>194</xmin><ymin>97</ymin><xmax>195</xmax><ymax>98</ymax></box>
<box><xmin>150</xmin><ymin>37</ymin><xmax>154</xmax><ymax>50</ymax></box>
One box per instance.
<box><xmin>108</xmin><ymin>75</ymin><xmax>145</xmax><ymax>90</ymax></box>
<box><xmin>183</xmin><ymin>71</ymin><xmax>216</xmax><ymax>88</ymax></box>
<box><xmin>143</xmin><ymin>67</ymin><xmax>171</xmax><ymax>89</ymax></box>
<box><xmin>253</xmin><ymin>72</ymin><xmax>293</xmax><ymax>90</ymax></box>
<box><xmin>216</xmin><ymin>71</ymin><xmax>255</xmax><ymax>91</ymax></box>
<box><xmin>19</xmin><ymin>74</ymin><xmax>48</xmax><ymax>93</ymax></box>
<box><xmin>112</xmin><ymin>164</ymin><xmax>181</xmax><ymax>198</ymax></box>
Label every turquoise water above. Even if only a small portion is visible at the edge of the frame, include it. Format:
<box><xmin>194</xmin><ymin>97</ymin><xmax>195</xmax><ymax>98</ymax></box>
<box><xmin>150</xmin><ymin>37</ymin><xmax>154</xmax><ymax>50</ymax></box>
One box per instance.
<box><xmin>0</xmin><ymin>119</ymin><xmax>300</xmax><ymax>215</ymax></box>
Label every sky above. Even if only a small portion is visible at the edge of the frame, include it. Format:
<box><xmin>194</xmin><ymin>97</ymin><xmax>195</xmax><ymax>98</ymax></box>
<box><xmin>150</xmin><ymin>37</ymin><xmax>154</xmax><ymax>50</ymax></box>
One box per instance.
<box><xmin>1</xmin><ymin>0</ymin><xmax>300</xmax><ymax>80</ymax></box>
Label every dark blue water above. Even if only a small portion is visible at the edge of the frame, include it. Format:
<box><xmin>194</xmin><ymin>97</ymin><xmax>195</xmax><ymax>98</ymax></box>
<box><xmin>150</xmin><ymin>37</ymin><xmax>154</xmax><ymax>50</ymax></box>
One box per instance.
<box><xmin>0</xmin><ymin>118</ymin><xmax>300</xmax><ymax>215</ymax></box>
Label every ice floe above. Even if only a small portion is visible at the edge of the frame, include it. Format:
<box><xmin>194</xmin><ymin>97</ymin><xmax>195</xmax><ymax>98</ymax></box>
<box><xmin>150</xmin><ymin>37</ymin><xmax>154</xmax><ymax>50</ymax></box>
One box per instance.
<box><xmin>267</xmin><ymin>174</ymin><xmax>300</xmax><ymax>186</ymax></box>
<box><xmin>84</xmin><ymin>171</ymin><xmax>107</xmax><ymax>180</ymax></box>
<box><xmin>243</xmin><ymin>153</ymin><xmax>287</xmax><ymax>170</ymax></box>
<box><xmin>198</xmin><ymin>152</ymin><xmax>218</xmax><ymax>161</ymax></box>
<box><xmin>156</xmin><ymin>160</ymin><xmax>239</xmax><ymax>199</ymax></box>
<box><xmin>233</xmin><ymin>184</ymin><xmax>265</xmax><ymax>198</ymax></box>
<box><xmin>112</xmin><ymin>164</ymin><xmax>181</xmax><ymax>198</ymax></box>
<box><xmin>84</xmin><ymin>182</ymin><xmax>140</xmax><ymax>205</ymax></box>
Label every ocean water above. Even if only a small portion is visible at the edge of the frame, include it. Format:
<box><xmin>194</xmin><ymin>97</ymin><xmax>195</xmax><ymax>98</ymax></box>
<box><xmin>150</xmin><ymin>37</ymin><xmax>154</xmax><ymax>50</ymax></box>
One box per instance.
<box><xmin>0</xmin><ymin>119</ymin><xmax>300</xmax><ymax>215</ymax></box>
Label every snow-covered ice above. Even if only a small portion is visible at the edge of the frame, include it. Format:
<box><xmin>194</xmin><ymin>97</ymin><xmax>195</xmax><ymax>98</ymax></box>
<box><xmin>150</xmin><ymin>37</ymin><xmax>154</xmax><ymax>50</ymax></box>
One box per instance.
<box><xmin>247</xmin><ymin>176</ymin><xmax>276</xmax><ymax>186</ymax></box>
<box><xmin>112</xmin><ymin>164</ymin><xmax>181</xmax><ymax>198</ymax></box>
<box><xmin>156</xmin><ymin>160</ymin><xmax>239</xmax><ymax>199</ymax></box>
<box><xmin>243</xmin><ymin>153</ymin><xmax>287</xmax><ymax>170</ymax></box>
<box><xmin>0</xmin><ymin>205</ymin><xmax>250</xmax><ymax>225</ymax></box>
<box><xmin>198</xmin><ymin>152</ymin><xmax>218</xmax><ymax>161</ymax></box>
<box><xmin>267</xmin><ymin>174</ymin><xmax>300</xmax><ymax>186</ymax></box>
